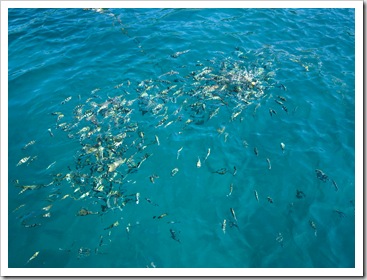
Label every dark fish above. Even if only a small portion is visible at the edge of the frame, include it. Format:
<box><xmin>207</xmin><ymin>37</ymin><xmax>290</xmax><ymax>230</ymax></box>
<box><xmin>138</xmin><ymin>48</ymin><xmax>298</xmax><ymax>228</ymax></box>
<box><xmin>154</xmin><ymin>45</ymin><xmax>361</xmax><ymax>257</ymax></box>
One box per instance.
<box><xmin>212</xmin><ymin>168</ymin><xmax>227</xmax><ymax>175</ymax></box>
<box><xmin>282</xmin><ymin>105</ymin><xmax>288</xmax><ymax>113</ymax></box>
<box><xmin>315</xmin><ymin>169</ymin><xmax>328</xmax><ymax>182</ymax></box>
<box><xmin>169</xmin><ymin>229</ymin><xmax>181</xmax><ymax>243</ymax></box>
<box><xmin>269</xmin><ymin>108</ymin><xmax>277</xmax><ymax>117</ymax></box>
<box><xmin>267</xmin><ymin>197</ymin><xmax>273</xmax><ymax>203</ymax></box>
<box><xmin>331</xmin><ymin>179</ymin><xmax>339</xmax><ymax>191</ymax></box>
<box><xmin>296</xmin><ymin>190</ymin><xmax>306</xmax><ymax>199</ymax></box>
<box><xmin>277</xmin><ymin>95</ymin><xmax>287</xmax><ymax>102</ymax></box>
<box><xmin>275</xmin><ymin>99</ymin><xmax>283</xmax><ymax>105</ymax></box>
<box><xmin>254</xmin><ymin>147</ymin><xmax>258</xmax><ymax>156</ymax></box>
<box><xmin>233</xmin><ymin>166</ymin><xmax>237</xmax><ymax>176</ymax></box>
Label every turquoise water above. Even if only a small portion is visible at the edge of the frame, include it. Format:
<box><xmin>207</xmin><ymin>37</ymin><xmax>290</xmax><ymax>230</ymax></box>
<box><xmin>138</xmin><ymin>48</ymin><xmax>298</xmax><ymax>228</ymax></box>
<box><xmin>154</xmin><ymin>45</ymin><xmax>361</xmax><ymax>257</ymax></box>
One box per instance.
<box><xmin>8</xmin><ymin>8</ymin><xmax>355</xmax><ymax>268</ymax></box>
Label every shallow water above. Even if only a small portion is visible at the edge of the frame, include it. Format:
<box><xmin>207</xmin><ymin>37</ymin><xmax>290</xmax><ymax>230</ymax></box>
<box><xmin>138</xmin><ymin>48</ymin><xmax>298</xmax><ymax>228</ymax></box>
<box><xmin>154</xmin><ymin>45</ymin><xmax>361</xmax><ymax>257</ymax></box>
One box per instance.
<box><xmin>8</xmin><ymin>8</ymin><xmax>355</xmax><ymax>268</ymax></box>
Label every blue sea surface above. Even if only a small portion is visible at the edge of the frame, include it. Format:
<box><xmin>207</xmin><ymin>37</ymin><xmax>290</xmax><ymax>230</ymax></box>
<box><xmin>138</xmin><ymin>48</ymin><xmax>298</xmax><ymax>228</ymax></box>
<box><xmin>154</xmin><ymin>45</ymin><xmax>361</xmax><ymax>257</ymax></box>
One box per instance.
<box><xmin>8</xmin><ymin>8</ymin><xmax>355</xmax><ymax>268</ymax></box>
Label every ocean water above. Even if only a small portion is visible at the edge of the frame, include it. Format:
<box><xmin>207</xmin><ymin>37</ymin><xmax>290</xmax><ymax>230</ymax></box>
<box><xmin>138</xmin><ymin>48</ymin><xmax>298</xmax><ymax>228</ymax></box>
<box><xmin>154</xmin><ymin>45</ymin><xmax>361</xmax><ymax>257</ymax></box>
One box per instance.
<box><xmin>8</xmin><ymin>8</ymin><xmax>355</xmax><ymax>269</ymax></box>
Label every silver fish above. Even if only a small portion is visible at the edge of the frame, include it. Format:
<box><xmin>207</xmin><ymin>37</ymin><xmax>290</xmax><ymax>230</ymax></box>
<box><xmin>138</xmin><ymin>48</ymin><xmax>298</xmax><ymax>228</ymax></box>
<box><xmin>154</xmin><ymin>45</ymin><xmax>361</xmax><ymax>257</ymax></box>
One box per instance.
<box><xmin>266</xmin><ymin>158</ymin><xmax>271</xmax><ymax>170</ymax></box>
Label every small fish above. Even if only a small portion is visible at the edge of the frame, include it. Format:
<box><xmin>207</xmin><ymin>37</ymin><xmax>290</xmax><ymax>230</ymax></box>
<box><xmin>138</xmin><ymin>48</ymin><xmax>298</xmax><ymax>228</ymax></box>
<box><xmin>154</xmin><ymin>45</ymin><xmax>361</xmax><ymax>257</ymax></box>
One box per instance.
<box><xmin>275</xmin><ymin>99</ymin><xmax>283</xmax><ymax>105</ymax></box>
<box><xmin>267</xmin><ymin>197</ymin><xmax>273</xmax><ymax>204</ymax></box>
<box><xmin>254</xmin><ymin>147</ymin><xmax>258</xmax><ymax>156</ymax></box>
<box><xmin>278</xmin><ymin>95</ymin><xmax>287</xmax><ymax>102</ymax></box>
<box><xmin>331</xmin><ymin>179</ymin><xmax>339</xmax><ymax>191</ymax></box>
<box><xmin>222</xmin><ymin>219</ymin><xmax>227</xmax><ymax>234</ymax></box>
<box><xmin>227</xmin><ymin>183</ymin><xmax>233</xmax><ymax>196</ymax></box>
<box><xmin>12</xmin><ymin>204</ymin><xmax>26</xmax><ymax>212</ymax></box>
<box><xmin>333</xmin><ymin>209</ymin><xmax>346</xmax><ymax>218</ymax></box>
<box><xmin>276</xmin><ymin>233</ymin><xmax>284</xmax><ymax>247</ymax></box>
<box><xmin>282</xmin><ymin>105</ymin><xmax>288</xmax><ymax>113</ymax></box>
<box><xmin>170</xmin><ymin>49</ymin><xmax>190</xmax><ymax>58</ymax></box>
<box><xmin>269</xmin><ymin>108</ymin><xmax>277</xmax><ymax>117</ymax></box>
<box><xmin>296</xmin><ymin>190</ymin><xmax>306</xmax><ymax>199</ymax></box>
<box><xmin>213</xmin><ymin>168</ymin><xmax>227</xmax><ymax>175</ymax></box>
<box><xmin>153</xmin><ymin>213</ymin><xmax>168</xmax><ymax>219</ymax></box>
<box><xmin>16</xmin><ymin>156</ymin><xmax>30</xmax><ymax>166</ymax></box>
<box><xmin>22</xmin><ymin>140</ymin><xmax>36</xmax><ymax>150</ymax></box>
<box><xmin>177</xmin><ymin>147</ymin><xmax>183</xmax><ymax>160</ymax></box>
<box><xmin>315</xmin><ymin>169</ymin><xmax>328</xmax><ymax>182</ymax></box>
<box><xmin>104</xmin><ymin>221</ymin><xmax>119</xmax><ymax>230</ymax></box>
<box><xmin>155</xmin><ymin>135</ymin><xmax>160</xmax><ymax>146</ymax></box>
<box><xmin>209</xmin><ymin>107</ymin><xmax>220</xmax><ymax>120</ymax></box>
<box><xmin>266</xmin><ymin>158</ymin><xmax>271</xmax><ymax>170</ymax></box>
<box><xmin>204</xmin><ymin>148</ymin><xmax>211</xmax><ymax>161</ymax></box>
<box><xmin>135</xmin><ymin>192</ymin><xmax>140</xmax><ymax>204</ymax></box>
<box><xmin>48</xmin><ymin>128</ymin><xmax>54</xmax><ymax>137</ymax></box>
<box><xmin>46</xmin><ymin>161</ymin><xmax>56</xmax><ymax>170</ymax></box>
<box><xmin>171</xmin><ymin>168</ymin><xmax>179</xmax><ymax>177</ymax></box>
<box><xmin>254</xmin><ymin>190</ymin><xmax>259</xmax><ymax>202</ymax></box>
<box><xmin>230</xmin><ymin>208</ymin><xmax>237</xmax><ymax>222</ymax></box>
<box><xmin>233</xmin><ymin>166</ymin><xmax>237</xmax><ymax>176</ymax></box>
<box><xmin>280</xmin><ymin>142</ymin><xmax>285</xmax><ymax>152</ymax></box>
<box><xmin>61</xmin><ymin>96</ymin><xmax>72</xmax><ymax>104</ymax></box>
<box><xmin>42</xmin><ymin>204</ymin><xmax>52</xmax><ymax>211</ymax></box>
<box><xmin>43</xmin><ymin>212</ymin><xmax>51</xmax><ymax>218</ymax></box>
<box><xmin>196</xmin><ymin>157</ymin><xmax>201</xmax><ymax>168</ymax></box>
<box><xmin>76</xmin><ymin>208</ymin><xmax>95</xmax><ymax>216</ymax></box>
<box><xmin>309</xmin><ymin>220</ymin><xmax>317</xmax><ymax>236</ymax></box>
<box><xmin>169</xmin><ymin>228</ymin><xmax>181</xmax><ymax>243</ymax></box>
<box><xmin>27</xmin><ymin>251</ymin><xmax>39</xmax><ymax>264</ymax></box>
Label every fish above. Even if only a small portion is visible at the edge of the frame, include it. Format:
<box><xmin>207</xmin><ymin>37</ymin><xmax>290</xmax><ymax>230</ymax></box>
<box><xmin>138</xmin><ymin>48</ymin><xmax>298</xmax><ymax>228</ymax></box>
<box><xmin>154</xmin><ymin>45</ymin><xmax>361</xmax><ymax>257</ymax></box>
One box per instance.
<box><xmin>212</xmin><ymin>168</ymin><xmax>227</xmax><ymax>175</ymax></box>
<box><xmin>177</xmin><ymin>147</ymin><xmax>183</xmax><ymax>160</ymax></box>
<box><xmin>153</xmin><ymin>213</ymin><xmax>167</xmax><ymax>219</ymax></box>
<box><xmin>48</xmin><ymin>128</ymin><xmax>54</xmax><ymax>137</ymax></box>
<box><xmin>233</xmin><ymin>166</ymin><xmax>237</xmax><ymax>176</ymax></box>
<box><xmin>309</xmin><ymin>220</ymin><xmax>317</xmax><ymax>236</ymax></box>
<box><xmin>275</xmin><ymin>99</ymin><xmax>283</xmax><ymax>105</ymax></box>
<box><xmin>278</xmin><ymin>95</ymin><xmax>287</xmax><ymax>102</ymax></box>
<box><xmin>230</xmin><ymin>207</ymin><xmax>237</xmax><ymax>222</ymax></box>
<box><xmin>104</xmin><ymin>221</ymin><xmax>119</xmax><ymax>230</ymax></box>
<box><xmin>227</xmin><ymin>183</ymin><xmax>233</xmax><ymax>196</ymax></box>
<box><xmin>136</xmin><ymin>192</ymin><xmax>140</xmax><ymax>204</ymax></box>
<box><xmin>27</xmin><ymin>251</ymin><xmax>39</xmax><ymax>264</ymax></box>
<box><xmin>22</xmin><ymin>140</ymin><xmax>36</xmax><ymax>150</ymax></box>
<box><xmin>155</xmin><ymin>135</ymin><xmax>160</xmax><ymax>146</ymax></box>
<box><xmin>333</xmin><ymin>209</ymin><xmax>346</xmax><ymax>218</ymax></box>
<box><xmin>76</xmin><ymin>208</ymin><xmax>96</xmax><ymax>216</ymax></box>
<box><xmin>267</xmin><ymin>197</ymin><xmax>273</xmax><ymax>203</ymax></box>
<box><xmin>16</xmin><ymin>156</ymin><xmax>31</xmax><ymax>166</ymax></box>
<box><xmin>222</xmin><ymin>219</ymin><xmax>227</xmax><ymax>234</ymax></box>
<box><xmin>254</xmin><ymin>147</ymin><xmax>258</xmax><ymax>156</ymax></box>
<box><xmin>108</xmin><ymin>158</ymin><xmax>126</xmax><ymax>172</ymax></box>
<box><xmin>269</xmin><ymin>108</ymin><xmax>277</xmax><ymax>117</ymax></box>
<box><xmin>196</xmin><ymin>157</ymin><xmax>201</xmax><ymax>168</ymax></box>
<box><xmin>42</xmin><ymin>204</ymin><xmax>52</xmax><ymax>211</ymax></box>
<box><xmin>254</xmin><ymin>190</ymin><xmax>259</xmax><ymax>202</ymax></box>
<box><xmin>12</xmin><ymin>204</ymin><xmax>26</xmax><ymax>212</ymax></box>
<box><xmin>280</xmin><ymin>142</ymin><xmax>285</xmax><ymax>152</ymax></box>
<box><xmin>171</xmin><ymin>168</ymin><xmax>179</xmax><ymax>177</ymax></box>
<box><xmin>282</xmin><ymin>105</ymin><xmax>288</xmax><ymax>113</ymax></box>
<box><xmin>204</xmin><ymin>148</ymin><xmax>211</xmax><ymax>161</ymax></box>
<box><xmin>266</xmin><ymin>158</ymin><xmax>271</xmax><ymax>170</ymax></box>
<box><xmin>296</xmin><ymin>190</ymin><xmax>306</xmax><ymax>199</ymax></box>
<box><xmin>61</xmin><ymin>96</ymin><xmax>72</xmax><ymax>104</ymax></box>
<box><xmin>46</xmin><ymin>161</ymin><xmax>56</xmax><ymax>170</ymax></box>
<box><xmin>315</xmin><ymin>169</ymin><xmax>328</xmax><ymax>182</ymax></box>
<box><xmin>169</xmin><ymin>228</ymin><xmax>181</xmax><ymax>243</ymax></box>
<box><xmin>331</xmin><ymin>179</ymin><xmax>339</xmax><ymax>191</ymax></box>
<box><xmin>209</xmin><ymin>107</ymin><xmax>220</xmax><ymax>120</ymax></box>
<box><xmin>170</xmin><ymin>49</ymin><xmax>190</xmax><ymax>58</ymax></box>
